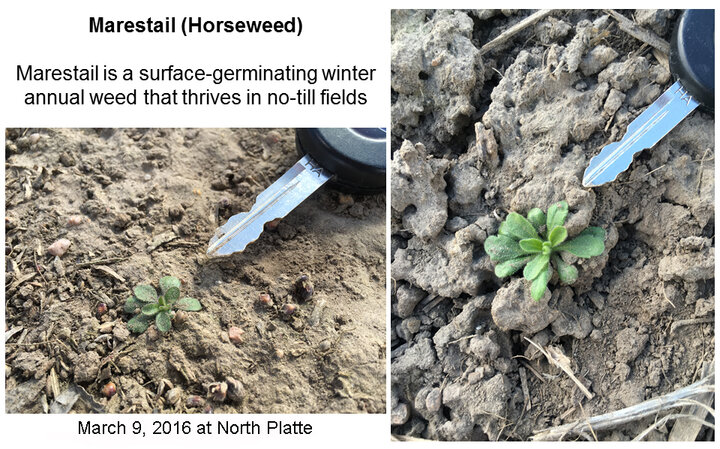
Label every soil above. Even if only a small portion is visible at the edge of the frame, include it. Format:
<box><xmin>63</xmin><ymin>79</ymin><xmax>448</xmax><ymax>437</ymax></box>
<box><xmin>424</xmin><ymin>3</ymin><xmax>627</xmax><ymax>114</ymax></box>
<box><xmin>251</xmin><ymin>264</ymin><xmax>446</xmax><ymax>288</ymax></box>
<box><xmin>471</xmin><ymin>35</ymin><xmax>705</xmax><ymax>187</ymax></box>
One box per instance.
<box><xmin>390</xmin><ymin>10</ymin><xmax>714</xmax><ymax>441</ymax></box>
<box><xmin>5</xmin><ymin>128</ymin><xmax>386</xmax><ymax>414</ymax></box>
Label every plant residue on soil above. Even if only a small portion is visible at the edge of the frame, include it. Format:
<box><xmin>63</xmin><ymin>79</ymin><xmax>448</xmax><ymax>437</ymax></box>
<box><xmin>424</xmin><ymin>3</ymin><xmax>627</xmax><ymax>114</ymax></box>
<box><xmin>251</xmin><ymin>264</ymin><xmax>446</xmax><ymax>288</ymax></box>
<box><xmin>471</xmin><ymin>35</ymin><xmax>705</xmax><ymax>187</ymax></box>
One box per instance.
<box><xmin>5</xmin><ymin>128</ymin><xmax>386</xmax><ymax>413</ymax></box>
<box><xmin>390</xmin><ymin>9</ymin><xmax>714</xmax><ymax>441</ymax></box>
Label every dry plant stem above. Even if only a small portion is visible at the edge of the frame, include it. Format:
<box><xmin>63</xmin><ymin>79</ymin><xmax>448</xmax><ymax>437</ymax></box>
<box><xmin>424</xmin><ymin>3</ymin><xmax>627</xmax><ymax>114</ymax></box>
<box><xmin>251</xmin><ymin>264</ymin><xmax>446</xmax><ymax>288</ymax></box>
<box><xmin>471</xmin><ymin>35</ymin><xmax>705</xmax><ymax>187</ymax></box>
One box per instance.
<box><xmin>524</xmin><ymin>337</ymin><xmax>593</xmax><ymax>400</ymax></box>
<box><xmin>479</xmin><ymin>10</ymin><xmax>553</xmax><ymax>55</ymax></box>
<box><xmin>634</xmin><ymin>414</ymin><xmax>715</xmax><ymax>441</ymax></box>
<box><xmin>605</xmin><ymin>9</ymin><xmax>670</xmax><ymax>54</ymax></box>
<box><xmin>532</xmin><ymin>371</ymin><xmax>715</xmax><ymax>441</ymax></box>
<box><xmin>668</xmin><ymin>362</ymin><xmax>715</xmax><ymax>441</ymax></box>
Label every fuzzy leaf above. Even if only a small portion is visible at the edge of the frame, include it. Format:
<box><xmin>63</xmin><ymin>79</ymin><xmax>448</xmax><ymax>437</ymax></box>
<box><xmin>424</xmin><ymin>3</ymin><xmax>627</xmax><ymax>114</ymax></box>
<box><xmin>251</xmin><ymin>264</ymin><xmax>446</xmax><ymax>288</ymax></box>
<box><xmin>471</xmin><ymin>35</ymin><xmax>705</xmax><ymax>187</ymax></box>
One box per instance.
<box><xmin>530</xmin><ymin>267</ymin><xmax>551</xmax><ymax>301</ymax></box>
<box><xmin>556</xmin><ymin>227</ymin><xmax>606</xmax><ymax>258</ymax></box>
<box><xmin>124</xmin><ymin>296</ymin><xmax>140</xmax><ymax>314</ymax></box>
<box><xmin>546</xmin><ymin>201</ymin><xmax>569</xmax><ymax>232</ymax></box>
<box><xmin>141</xmin><ymin>303</ymin><xmax>159</xmax><ymax>316</ymax></box>
<box><xmin>523</xmin><ymin>253</ymin><xmax>550</xmax><ymax>281</ymax></box>
<box><xmin>503</xmin><ymin>212</ymin><xmax>540</xmax><ymax>240</ymax></box>
<box><xmin>133</xmin><ymin>285</ymin><xmax>158</xmax><ymax>303</ymax></box>
<box><xmin>127</xmin><ymin>314</ymin><xmax>153</xmax><ymax>333</ymax></box>
<box><xmin>552</xmin><ymin>253</ymin><xmax>578</xmax><ymax>284</ymax></box>
<box><xmin>519</xmin><ymin>238</ymin><xmax>543</xmax><ymax>253</ymax></box>
<box><xmin>159</xmin><ymin>276</ymin><xmax>181</xmax><ymax>295</ymax></box>
<box><xmin>156</xmin><ymin>311</ymin><xmax>172</xmax><ymax>332</ymax></box>
<box><xmin>175</xmin><ymin>297</ymin><xmax>202</xmax><ymax>312</ymax></box>
<box><xmin>548</xmin><ymin>226</ymin><xmax>568</xmax><ymax>247</ymax></box>
<box><xmin>527</xmin><ymin>208</ymin><xmax>546</xmax><ymax>231</ymax></box>
<box><xmin>484</xmin><ymin>235</ymin><xmax>530</xmax><ymax>262</ymax></box>
<box><xmin>164</xmin><ymin>286</ymin><xmax>180</xmax><ymax>305</ymax></box>
<box><xmin>495</xmin><ymin>256</ymin><xmax>532</xmax><ymax>277</ymax></box>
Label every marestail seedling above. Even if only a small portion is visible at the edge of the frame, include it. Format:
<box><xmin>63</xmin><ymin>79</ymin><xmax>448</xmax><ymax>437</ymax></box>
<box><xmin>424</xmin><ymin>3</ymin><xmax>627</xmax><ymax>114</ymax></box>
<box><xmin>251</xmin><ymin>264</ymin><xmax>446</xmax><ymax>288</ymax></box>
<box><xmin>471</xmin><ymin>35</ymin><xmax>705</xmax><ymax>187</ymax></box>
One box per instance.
<box><xmin>124</xmin><ymin>276</ymin><xmax>201</xmax><ymax>333</ymax></box>
<box><xmin>484</xmin><ymin>201</ymin><xmax>606</xmax><ymax>301</ymax></box>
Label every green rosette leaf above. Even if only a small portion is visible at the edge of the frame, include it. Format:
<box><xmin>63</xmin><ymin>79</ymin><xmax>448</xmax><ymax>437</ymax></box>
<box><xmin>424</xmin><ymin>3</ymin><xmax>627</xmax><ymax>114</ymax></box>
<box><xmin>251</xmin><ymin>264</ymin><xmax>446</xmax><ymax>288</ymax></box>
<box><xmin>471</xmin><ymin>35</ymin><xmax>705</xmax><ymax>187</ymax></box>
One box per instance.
<box><xmin>548</xmin><ymin>226</ymin><xmax>568</xmax><ymax>247</ymax></box>
<box><xmin>530</xmin><ymin>268</ymin><xmax>551</xmax><ymax>301</ymax></box>
<box><xmin>519</xmin><ymin>238</ymin><xmax>543</xmax><ymax>253</ymax></box>
<box><xmin>495</xmin><ymin>256</ymin><xmax>532</xmax><ymax>278</ymax></box>
<box><xmin>484</xmin><ymin>235</ymin><xmax>530</xmax><ymax>262</ymax></box>
<box><xmin>127</xmin><ymin>314</ymin><xmax>153</xmax><ymax>333</ymax></box>
<box><xmin>503</xmin><ymin>212</ymin><xmax>540</xmax><ymax>240</ymax></box>
<box><xmin>527</xmin><ymin>208</ymin><xmax>546</xmax><ymax>231</ymax></box>
<box><xmin>175</xmin><ymin>297</ymin><xmax>202</xmax><ymax>312</ymax></box>
<box><xmin>164</xmin><ymin>286</ymin><xmax>180</xmax><ymax>305</ymax></box>
<box><xmin>159</xmin><ymin>276</ymin><xmax>181</xmax><ymax>295</ymax></box>
<box><xmin>156</xmin><ymin>311</ymin><xmax>172</xmax><ymax>333</ymax></box>
<box><xmin>546</xmin><ymin>201</ymin><xmax>569</xmax><ymax>233</ymax></box>
<box><xmin>523</xmin><ymin>253</ymin><xmax>550</xmax><ymax>281</ymax></box>
<box><xmin>133</xmin><ymin>285</ymin><xmax>158</xmax><ymax>303</ymax></box>
<box><xmin>552</xmin><ymin>253</ymin><xmax>578</xmax><ymax>284</ymax></box>
<box><xmin>556</xmin><ymin>227</ymin><xmax>606</xmax><ymax>258</ymax></box>
<box><xmin>124</xmin><ymin>296</ymin><xmax>140</xmax><ymax>314</ymax></box>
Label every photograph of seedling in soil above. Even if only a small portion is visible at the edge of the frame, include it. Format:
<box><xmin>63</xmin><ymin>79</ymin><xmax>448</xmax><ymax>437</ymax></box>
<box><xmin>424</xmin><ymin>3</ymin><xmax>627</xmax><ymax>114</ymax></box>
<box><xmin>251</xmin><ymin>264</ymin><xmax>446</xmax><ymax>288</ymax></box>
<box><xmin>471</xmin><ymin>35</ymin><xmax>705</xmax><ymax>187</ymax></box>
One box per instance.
<box><xmin>390</xmin><ymin>10</ymin><xmax>714</xmax><ymax>441</ymax></box>
<box><xmin>5</xmin><ymin>128</ymin><xmax>386</xmax><ymax>414</ymax></box>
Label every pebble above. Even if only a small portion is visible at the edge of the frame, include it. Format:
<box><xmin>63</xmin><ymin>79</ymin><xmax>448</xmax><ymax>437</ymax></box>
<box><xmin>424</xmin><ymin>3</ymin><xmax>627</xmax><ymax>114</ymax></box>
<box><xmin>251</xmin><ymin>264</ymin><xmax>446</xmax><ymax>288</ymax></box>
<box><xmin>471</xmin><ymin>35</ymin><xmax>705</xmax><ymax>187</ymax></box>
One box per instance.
<box><xmin>283</xmin><ymin>303</ymin><xmax>298</xmax><ymax>315</ymax></box>
<box><xmin>67</xmin><ymin>215</ymin><xmax>84</xmax><ymax>226</ymax></box>
<box><xmin>186</xmin><ymin>395</ymin><xmax>205</xmax><ymax>408</ymax></box>
<box><xmin>317</xmin><ymin>340</ymin><xmax>332</xmax><ymax>352</ymax></box>
<box><xmin>391</xmin><ymin>402</ymin><xmax>410</xmax><ymax>426</ymax></box>
<box><xmin>226</xmin><ymin>377</ymin><xmax>244</xmax><ymax>403</ymax></box>
<box><xmin>425</xmin><ymin>388</ymin><xmax>442</xmax><ymax>412</ymax></box>
<box><xmin>228</xmin><ymin>326</ymin><xmax>244</xmax><ymax>344</ymax></box>
<box><xmin>98</xmin><ymin>322</ymin><xmax>114</xmax><ymax>334</ymax></box>
<box><xmin>112</xmin><ymin>323</ymin><xmax>130</xmax><ymax>342</ymax></box>
<box><xmin>208</xmin><ymin>382</ymin><xmax>228</xmax><ymax>402</ymax></box>
<box><xmin>102</xmin><ymin>382</ymin><xmax>117</xmax><ymax>398</ymax></box>
<box><xmin>47</xmin><ymin>238</ymin><xmax>71</xmax><ymax>257</ymax></box>
<box><xmin>165</xmin><ymin>387</ymin><xmax>183</xmax><ymax>405</ymax></box>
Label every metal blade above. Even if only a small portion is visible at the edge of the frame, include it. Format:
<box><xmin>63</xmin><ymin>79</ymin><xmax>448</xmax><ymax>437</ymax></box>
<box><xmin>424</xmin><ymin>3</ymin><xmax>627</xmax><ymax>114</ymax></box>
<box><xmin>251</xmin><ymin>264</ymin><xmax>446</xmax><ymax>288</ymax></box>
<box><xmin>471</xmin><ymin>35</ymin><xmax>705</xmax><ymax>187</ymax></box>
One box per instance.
<box><xmin>583</xmin><ymin>81</ymin><xmax>699</xmax><ymax>187</ymax></box>
<box><xmin>207</xmin><ymin>154</ymin><xmax>331</xmax><ymax>256</ymax></box>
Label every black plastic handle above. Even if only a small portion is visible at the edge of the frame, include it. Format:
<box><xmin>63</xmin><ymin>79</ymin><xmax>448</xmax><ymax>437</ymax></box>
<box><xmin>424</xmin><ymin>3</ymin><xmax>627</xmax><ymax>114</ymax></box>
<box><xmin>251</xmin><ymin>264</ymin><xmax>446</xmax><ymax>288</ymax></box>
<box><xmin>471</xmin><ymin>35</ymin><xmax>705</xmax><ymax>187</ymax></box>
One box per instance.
<box><xmin>670</xmin><ymin>9</ymin><xmax>714</xmax><ymax>109</ymax></box>
<box><xmin>295</xmin><ymin>128</ymin><xmax>386</xmax><ymax>194</ymax></box>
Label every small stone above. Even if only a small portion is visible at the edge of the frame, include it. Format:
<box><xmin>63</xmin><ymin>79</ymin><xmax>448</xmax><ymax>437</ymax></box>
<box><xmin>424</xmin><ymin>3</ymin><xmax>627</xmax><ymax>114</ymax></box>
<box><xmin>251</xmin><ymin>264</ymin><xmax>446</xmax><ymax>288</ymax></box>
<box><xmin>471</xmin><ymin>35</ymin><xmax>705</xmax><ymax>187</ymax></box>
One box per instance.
<box><xmin>283</xmin><ymin>303</ymin><xmax>298</xmax><ymax>315</ymax></box>
<box><xmin>112</xmin><ymin>323</ymin><xmax>130</xmax><ymax>342</ymax></box>
<box><xmin>102</xmin><ymin>381</ymin><xmax>117</xmax><ymax>398</ymax></box>
<box><xmin>98</xmin><ymin>322</ymin><xmax>114</xmax><ymax>334</ymax></box>
<box><xmin>28</xmin><ymin>133</ymin><xmax>41</xmax><ymax>145</ymax></box>
<box><xmin>96</xmin><ymin>303</ymin><xmax>108</xmax><ymax>317</ymax></box>
<box><xmin>226</xmin><ymin>377</ymin><xmax>244</xmax><ymax>403</ymax></box>
<box><xmin>318</xmin><ymin>340</ymin><xmax>332</xmax><ymax>352</ymax></box>
<box><xmin>186</xmin><ymin>395</ymin><xmax>205</xmax><ymax>408</ymax></box>
<box><xmin>258</xmin><ymin>292</ymin><xmax>273</xmax><ymax>307</ymax></box>
<box><xmin>294</xmin><ymin>275</ymin><xmax>313</xmax><ymax>302</ymax></box>
<box><xmin>265</xmin><ymin>218</ymin><xmax>281</xmax><ymax>231</ymax></box>
<box><xmin>425</xmin><ymin>388</ymin><xmax>442</xmax><ymax>412</ymax></box>
<box><xmin>165</xmin><ymin>387</ymin><xmax>182</xmax><ymax>405</ymax></box>
<box><xmin>47</xmin><ymin>239</ymin><xmax>71</xmax><ymax>257</ymax></box>
<box><xmin>146</xmin><ymin>326</ymin><xmax>160</xmax><ymax>342</ymax></box>
<box><xmin>275</xmin><ymin>349</ymin><xmax>285</xmax><ymax>359</ymax></box>
<box><xmin>67</xmin><ymin>215</ymin><xmax>84</xmax><ymax>226</ymax></box>
<box><xmin>73</xmin><ymin>352</ymin><xmax>101</xmax><ymax>383</ymax></box>
<box><xmin>391</xmin><ymin>402</ymin><xmax>410</xmax><ymax>426</ymax></box>
<box><xmin>173</xmin><ymin>310</ymin><xmax>188</xmax><ymax>325</ymax></box>
<box><xmin>228</xmin><ymin>326</ymin><xmax>244</xmax><ymax>344</ymax></box>
<box><xmin>208</xmin><ymin>382</ymin><xmax>228</xmax><ymax>402</ymax></box>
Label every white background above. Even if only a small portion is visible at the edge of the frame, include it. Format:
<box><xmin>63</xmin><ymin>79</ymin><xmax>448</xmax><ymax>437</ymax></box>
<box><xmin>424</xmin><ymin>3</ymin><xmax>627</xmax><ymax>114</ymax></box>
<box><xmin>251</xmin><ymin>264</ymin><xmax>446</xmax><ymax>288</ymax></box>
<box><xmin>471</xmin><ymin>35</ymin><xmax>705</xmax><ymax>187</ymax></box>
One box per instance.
<box><xmin>1</xmin><ymin>1</ymin><xmax>718</xmax><ymax>448</ymax></box>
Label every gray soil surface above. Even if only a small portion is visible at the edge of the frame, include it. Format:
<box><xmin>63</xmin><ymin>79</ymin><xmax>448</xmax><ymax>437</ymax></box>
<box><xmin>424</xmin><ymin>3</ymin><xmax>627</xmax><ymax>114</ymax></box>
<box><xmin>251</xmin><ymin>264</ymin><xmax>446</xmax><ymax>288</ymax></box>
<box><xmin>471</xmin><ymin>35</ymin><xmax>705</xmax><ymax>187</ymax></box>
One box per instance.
<box><xmin>5</xmin><ymin>128</ymin><xmax>385</xmax><ymax>413</ymax></box>
<box><xmin>391</xmin><ymin>10</ymin><xmax>714</xmax><ymax>441</ymax></box>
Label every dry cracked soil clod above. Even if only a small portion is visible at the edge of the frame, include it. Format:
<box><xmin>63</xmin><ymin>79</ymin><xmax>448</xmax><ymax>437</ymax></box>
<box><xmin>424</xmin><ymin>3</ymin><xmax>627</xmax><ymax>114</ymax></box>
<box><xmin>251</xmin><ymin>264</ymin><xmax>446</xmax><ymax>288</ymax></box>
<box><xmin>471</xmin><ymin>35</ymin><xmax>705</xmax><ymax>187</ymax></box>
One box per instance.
<box><xmin>391</xmin><ymin>9</ymin><xmax>714</xmax><ymax>441</ymax></box>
